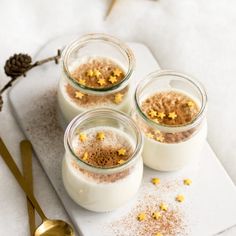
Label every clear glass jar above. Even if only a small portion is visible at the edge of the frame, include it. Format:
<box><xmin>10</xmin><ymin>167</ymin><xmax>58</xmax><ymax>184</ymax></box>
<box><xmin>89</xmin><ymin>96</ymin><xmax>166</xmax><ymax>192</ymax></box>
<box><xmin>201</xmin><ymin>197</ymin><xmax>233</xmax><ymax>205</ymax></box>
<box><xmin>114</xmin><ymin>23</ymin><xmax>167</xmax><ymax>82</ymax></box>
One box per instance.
<box><xmin>62</xmin><ymin>108</ymin><xmax>143</xmax><ymax>212</ymax></box>
<box><xmin>132</xmin><ymin>70</ymin><xmax>207</xmax><ymax>171</ymax></box>
<box><xmin>58</xmin><ymin>33</ymin><xmax>135</xmax><ymax>124</ymax></box>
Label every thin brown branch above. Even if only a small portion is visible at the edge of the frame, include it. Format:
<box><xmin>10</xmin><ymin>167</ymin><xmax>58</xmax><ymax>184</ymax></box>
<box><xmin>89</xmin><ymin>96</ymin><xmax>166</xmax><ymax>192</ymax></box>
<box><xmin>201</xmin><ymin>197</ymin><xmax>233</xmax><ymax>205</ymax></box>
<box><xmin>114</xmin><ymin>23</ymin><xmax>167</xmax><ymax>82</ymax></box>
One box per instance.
<box><xmin>0</xmin><ymin>49</ymin><xmax>61</xmax><ymax>96</ymax></box>
<box><xmin>105</xmin><ymin>0</ymin><xmax>117</xmax><ymax>19</ymax></box>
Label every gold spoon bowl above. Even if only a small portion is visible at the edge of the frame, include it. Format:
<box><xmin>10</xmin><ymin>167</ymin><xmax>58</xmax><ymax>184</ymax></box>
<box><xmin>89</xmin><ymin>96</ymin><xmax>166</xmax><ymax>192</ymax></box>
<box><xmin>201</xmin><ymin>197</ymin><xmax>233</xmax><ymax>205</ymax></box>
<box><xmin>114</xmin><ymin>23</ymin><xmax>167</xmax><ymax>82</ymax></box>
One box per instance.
<box><xmin>0</xmin><ymin>138</ymin><xmax>74</xmax><ymax>236</ymax></box>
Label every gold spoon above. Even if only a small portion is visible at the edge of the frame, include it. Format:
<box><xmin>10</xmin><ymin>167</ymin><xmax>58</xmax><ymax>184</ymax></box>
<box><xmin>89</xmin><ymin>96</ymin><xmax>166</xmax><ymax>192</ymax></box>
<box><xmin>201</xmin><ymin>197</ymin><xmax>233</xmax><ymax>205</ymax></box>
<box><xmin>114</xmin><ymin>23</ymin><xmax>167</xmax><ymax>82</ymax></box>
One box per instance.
<box><xmin>0</xmin><ymin>138</ymin><xmax>74</xmax><ymax>236</ymax></box>
<box><xmin>20</xmin><ymin>140</ymin><xmax>35</xmax><ymax>235</ymax></box>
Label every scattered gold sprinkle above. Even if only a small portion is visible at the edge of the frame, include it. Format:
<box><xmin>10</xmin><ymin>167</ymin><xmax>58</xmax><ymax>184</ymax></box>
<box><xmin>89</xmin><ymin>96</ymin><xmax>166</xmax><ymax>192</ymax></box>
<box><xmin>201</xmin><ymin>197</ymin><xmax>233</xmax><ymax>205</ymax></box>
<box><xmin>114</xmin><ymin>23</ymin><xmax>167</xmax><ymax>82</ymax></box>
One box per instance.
<box><xmin>113</xmin><ymin>68</ymin><xmax>122</xmax><ymax>77</ymax></box>
<box><xmin>183</xmin><ymin>178</ymin><xmax>192</xmax><ymax>186</ymax></box>
<box><xmin>152</xmin><ymin>178</ymin><xmax>160</xmax><ymax>185</ymax></box>
<box><xmin>137</xmin><ymin>212</ymin><xmax>146</xmax><ymax>221</ymax></box>
<box><xmin>168</xmin><ymin>112</ymin><xmax>177</xmax><ymax>120</ymax></box>
<box><xmin>97</xmin><ymin>132</ymin><xmax>105</xmax><ymax>141</ymax></box>
<box><xmin>157</xmin><ymin>112</ymin><xmax>166</xmax><ymax>119</ymax></box>
<box><xmin>155</xmin><ymin>130</ymin><xmax>161</xmax><ymax>134</ymax></box>
<box><xmin>187</xmin><ymin>101</ymin><xmax>194</xmax><ymax>107</ymax></box>
<box><xmin>114</xmin><ymin>93</ymin><xmax>123</xmax><ymax>104</ymax></box>
<box><xmin>153</xmin><ymin>119</ymin><xmax>160</xmax><ymax>124</ymax></box>
<box><xmin>109</xmin><ymin>75</ymin><xmax>117</xmax><ymax>84</ymax></box>
<box><xmin>152</xmin><ymin>212</ymin><xmax>162</xmax><ymax>220</ymax></box>
<box><xmin>86</xmin><ymin>69</ymin><xmax>94</xmax><ymax>77</ymax></box>
<box><xmin>146</xmin><ymin>133</ymin><xmax>154</xmax><ymax>139</ymax></box>
<box><xmin>176</xmin><ymin>194</ymin><xmax>185</xmax><ymax>203</ymax></box>
<box><xmin>159</xmin><ymin>203</ymin><xmax>168</xmax><ymax>211</ymax></box>
<box><xmin>75</xmin><ymin>91</ymin><xmax>84</xmax><ymax>99</ymax></box>
<box><xmin>155</xmin><ymin>233</ymin><xmax>163</xmax><ymax>236</ymax></box>
<box><xmin>82</xmin><ymin>152</ymin><xmax>88</xmax><ymax>161</ymax></box>
<box><xmin>97</xmin><ymin>78</ymin><xmax>106</xmax><ymax>86</ymax></box>
<box><xmin>149</xmin><ymin>109</ymin><xmax>157</xmax><ymax>118</ymax></box>
<box><xmin>118</xmin><ymin>148</ymin><xmax>126</xmax><ymax>156</ymax></box>
<box><xmin>94</xmin><ymin>69</ymin><xmax>102</xmax><ymax>78</ymax></box>
<box><xmin>79</xmin><ymin>78</ymin><xmax>86</xmax><ymax>86</ymax></box>
<box><xmin>118</xmin><ymin>159</ymin><xmax>125</xmax><ymax>165</ymax></box>
<box><xmin>156</xmin><ymin>135</ymin><xmax>164</xmax><ymax>142</ymax></box>
<box><xmin>79</xmin><ymin>133</ymin><xmax>87</xmax><ymax>142</ymax></box>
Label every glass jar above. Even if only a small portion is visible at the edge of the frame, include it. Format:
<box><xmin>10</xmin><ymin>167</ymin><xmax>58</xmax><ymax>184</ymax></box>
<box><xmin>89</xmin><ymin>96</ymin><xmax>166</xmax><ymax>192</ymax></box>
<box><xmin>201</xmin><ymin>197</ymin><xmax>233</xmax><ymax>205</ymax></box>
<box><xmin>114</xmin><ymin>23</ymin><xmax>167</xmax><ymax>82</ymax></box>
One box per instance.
<box><xmin>132</xmin><ymin>70</ymin><xmax>207</xmax><ymax>171</ymax></box>
<box><xmin>62</xmin><ymin>108</ymin><xmax>143</xmax><ymax>212</ymax></box>
<box><xmin>58</xmin><ymin>33</ymin><xmax>135</xmax><ymax>124</ymax></box>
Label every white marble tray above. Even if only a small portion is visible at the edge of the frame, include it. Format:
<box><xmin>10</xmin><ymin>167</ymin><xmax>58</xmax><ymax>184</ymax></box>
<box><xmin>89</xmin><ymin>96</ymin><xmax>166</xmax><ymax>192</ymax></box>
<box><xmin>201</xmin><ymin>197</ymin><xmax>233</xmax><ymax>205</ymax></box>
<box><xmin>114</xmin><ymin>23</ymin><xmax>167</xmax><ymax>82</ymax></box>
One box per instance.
<box><xmin>8</xmin><ymin>36</ymin><xmax>236</xmax><ymax>235</ymax></box>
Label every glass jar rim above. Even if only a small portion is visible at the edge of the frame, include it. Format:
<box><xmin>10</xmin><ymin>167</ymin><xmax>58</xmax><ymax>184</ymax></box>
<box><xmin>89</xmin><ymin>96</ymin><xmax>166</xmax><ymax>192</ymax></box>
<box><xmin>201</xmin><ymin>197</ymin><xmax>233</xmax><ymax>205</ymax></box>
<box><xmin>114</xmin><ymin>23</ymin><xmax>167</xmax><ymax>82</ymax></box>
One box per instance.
<box><xmin>62</xmin><ymin>33</ymin><xmax>135</xmax><ymax>95</ymax></box>
<box><xmin>64</xmin><ymin>108</ymin><xmax>143</xmax><ymax>173</ymax></box>
<box><xmin>134</xmin><ymin>70</ymin><xmax>207</xmax><ymax>133</ymax></box>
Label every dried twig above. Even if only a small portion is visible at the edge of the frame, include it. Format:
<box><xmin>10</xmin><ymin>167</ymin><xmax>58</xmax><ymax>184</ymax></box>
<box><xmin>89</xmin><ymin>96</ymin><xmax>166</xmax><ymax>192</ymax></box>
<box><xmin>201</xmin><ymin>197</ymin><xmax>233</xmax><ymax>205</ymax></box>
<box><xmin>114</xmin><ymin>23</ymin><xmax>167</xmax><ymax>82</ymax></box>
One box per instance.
<box><xmin>0</xmin><ymin>49</ymin><xmax>61</xmax><ymax>111</ymax></box>
<box><xmin>105</xmin><ymin>0</ymin><xmax>117</xmax><ymax>19</ymax></box>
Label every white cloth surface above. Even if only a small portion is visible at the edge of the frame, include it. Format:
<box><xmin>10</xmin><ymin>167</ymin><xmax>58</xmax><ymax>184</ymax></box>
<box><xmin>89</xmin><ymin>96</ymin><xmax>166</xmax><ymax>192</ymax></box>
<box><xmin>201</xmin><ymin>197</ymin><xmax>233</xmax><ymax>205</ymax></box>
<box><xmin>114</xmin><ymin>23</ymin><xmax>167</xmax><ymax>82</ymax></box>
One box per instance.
<box><xmin>0</xmin><ymin>0</ymin><xmax>236</xmax><ymax>235</ymax></box>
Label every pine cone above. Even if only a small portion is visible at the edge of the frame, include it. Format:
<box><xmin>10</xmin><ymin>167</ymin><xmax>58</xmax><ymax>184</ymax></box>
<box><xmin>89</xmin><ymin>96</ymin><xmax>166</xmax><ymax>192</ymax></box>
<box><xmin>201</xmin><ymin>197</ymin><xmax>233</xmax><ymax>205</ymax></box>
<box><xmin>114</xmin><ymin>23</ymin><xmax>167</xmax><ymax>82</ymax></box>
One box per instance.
<box><xmin>4</xmin><ymin>53</ymin><xmax>32</xmax><ymax>78</ymax></box>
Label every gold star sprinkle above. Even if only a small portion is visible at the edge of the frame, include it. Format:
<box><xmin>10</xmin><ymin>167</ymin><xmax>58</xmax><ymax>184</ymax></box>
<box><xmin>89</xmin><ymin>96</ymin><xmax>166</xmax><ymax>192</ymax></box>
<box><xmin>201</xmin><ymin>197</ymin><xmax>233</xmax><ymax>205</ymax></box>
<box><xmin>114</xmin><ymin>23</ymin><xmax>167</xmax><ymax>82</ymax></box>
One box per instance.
<box><xmin>176</xmin><ymin>194</ymin><xmax>185</xmax><ymax>203</ymax></box>
<box><xmin>149</xmin><ymin>109</ymin><xmax>157</xmax><ymax>118</ymax></box>
<box><xmin>118</xmin><ymin>159</ymin><xmax>125</xmax><ymax>165</ymax></box>
<box><xmin>153</xmin><ymin>119</ymin><xmax>160</xmax><ymax>124</ymax></box>
<box><xmin>152</xmin><ymin>212</ymin><xmax>161</xmax><ymax>220</ymax></box>
<box><xmin>79</xmin><ymin>78</ymin><xmax>86</xmax><ymax>86</ymax></box>
<box><xmin>155</xmin><ymin>233</ymin><xmax>163</xmax><ymax>236</ymax></box>
<box><xmin>146</xmin><ymin>133</ymin><xmax>154</xmax><ymax>139</ymax></box>
<box><xmin>152</xmin><ymin>178</ymin><xmax>160</xmax><ymax>185</ymax></box>
<box><xmin>86</xmin><ymin>69</ymin><xmax>94</xmax><ymax>77</ymax></box>
<box><xmin>113</xmin><ymin>68</ymin><xmax>122</xmax><ymax>77</ymax></box>
<box><xmin>82</xmin><ymin>152</ymin><xmax>88</xmax><ymax>161</ymax></box>
<box><xmin>157</xmin><ymin>112</ymin><xmax>166</xmax><ymax>119</ymax></box>
<box><xmin>183</xmin><ymin>178</ymin><xmax>192</xmax><ymax>186</ymax></box>
<box><xmin>94</xmin><ymin>69</ymin><xmax>102</xmax><ymax>78</ymax></box>
<box><xmin>109</xmin><ymin>75</ymin><xmax>117</xmax><ymax>84</ymax></box>
<box><xmin>137</xmin><ymin>213</ymin><xmax>146</xmax><ymax>221</ymax></box>
<box><xmin>156</xmin><ymin>136</ymin><xmax>164</xmax><ymax>142</ymax></box>
<box><xmin>79</xmin><ymin>133</ymin><xmax>87</xmax><ymax>142</ymax></box>
<box><xmin>114</xmin><ymin>93</ymin><xmax>123</xmax><ymax>104</ymax></box>
<box><xmin>155</xmin><ymin>130</ymin><xmax>161</xmax><ymax>134</ymax></box>
<box><xmin>159</xmin><ymin>203</ymin><xmax>168</xmax><ymax>211</ymax></box>
<box><xmin>97</xmin><ymin>78</ymin><xmax>106</xmax><ymax>86</ymax></box>
<box><xmin>187</xmin><ymin>101</ymin><xmax>194</xmax><ymax>107</ymax></box>
<box><xmin>75</xmin><ymin>91</ymin><xmax>84</xmax><ymax>99</ymax></box>
<box><xmin>97</xmin><ymin>132</ymin><xmax>105</xmax><ymax>141</ymax></box>
<box><xmin>168</xmin><ymin>112</ymin><xmax>177</xmax><ymax>120</ymax></box>
<box><xmin>118</xmin><ymin>148</ymin><xmax>126</xmax><ymax>156</ymax></box>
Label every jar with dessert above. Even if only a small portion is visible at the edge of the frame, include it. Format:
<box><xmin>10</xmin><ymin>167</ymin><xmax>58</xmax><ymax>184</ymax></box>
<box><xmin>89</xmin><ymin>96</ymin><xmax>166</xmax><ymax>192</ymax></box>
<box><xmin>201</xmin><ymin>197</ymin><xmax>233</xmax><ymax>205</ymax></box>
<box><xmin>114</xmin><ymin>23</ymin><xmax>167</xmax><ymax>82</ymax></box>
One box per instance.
<box><xmin>58</xmin><ymin>33</ymin><xmax>135</xmax><ymax>124</ymax></box>
<box><xmin>62</xmin><ymin>108</ymin><xmax>143</xmax><ymax>212</ymax></box>
<box><xmin>132</xmin><ymin>70</ymin><xmax>207</xmax><ymax>171</ymax></box>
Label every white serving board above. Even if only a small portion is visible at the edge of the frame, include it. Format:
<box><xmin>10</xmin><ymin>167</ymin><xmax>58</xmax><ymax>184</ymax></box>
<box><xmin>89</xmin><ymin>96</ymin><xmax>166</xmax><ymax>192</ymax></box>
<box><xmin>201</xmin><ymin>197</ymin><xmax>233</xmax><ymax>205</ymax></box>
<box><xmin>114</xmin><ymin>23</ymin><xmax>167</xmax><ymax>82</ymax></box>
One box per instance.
<box><xmin>8</xmin><ymin>35</ymin><xmax>236</xmax><ymax>236</ymax></box>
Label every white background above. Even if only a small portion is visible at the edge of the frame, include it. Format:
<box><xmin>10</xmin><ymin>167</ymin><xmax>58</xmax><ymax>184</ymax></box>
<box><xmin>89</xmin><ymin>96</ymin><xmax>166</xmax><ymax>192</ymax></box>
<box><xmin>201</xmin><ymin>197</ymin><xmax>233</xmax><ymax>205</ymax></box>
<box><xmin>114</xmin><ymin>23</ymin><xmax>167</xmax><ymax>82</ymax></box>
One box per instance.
<box><xmin>0</xmin><ymin>0</ymin><xmax>236</xmax><ymax>235</ymax></box>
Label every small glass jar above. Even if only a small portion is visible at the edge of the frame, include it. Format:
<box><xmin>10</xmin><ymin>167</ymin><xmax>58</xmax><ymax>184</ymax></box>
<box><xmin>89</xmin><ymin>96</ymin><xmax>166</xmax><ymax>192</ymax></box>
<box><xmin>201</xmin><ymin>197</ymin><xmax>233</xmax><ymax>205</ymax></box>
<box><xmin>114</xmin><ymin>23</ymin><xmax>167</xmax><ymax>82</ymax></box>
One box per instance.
<box><xmin>132</xmin><ymin>70</ymin><xmax>207</xmax><ymax>171</ymax></box>
<box><xmin>62</xmin><ymin>108</ymin><xmax>143</xmax><ymax>212</ymax></box>
<box><xmin>58</xmin><ymin>33</ymin><xmax>135</xmax><ymax>124</ymax></box>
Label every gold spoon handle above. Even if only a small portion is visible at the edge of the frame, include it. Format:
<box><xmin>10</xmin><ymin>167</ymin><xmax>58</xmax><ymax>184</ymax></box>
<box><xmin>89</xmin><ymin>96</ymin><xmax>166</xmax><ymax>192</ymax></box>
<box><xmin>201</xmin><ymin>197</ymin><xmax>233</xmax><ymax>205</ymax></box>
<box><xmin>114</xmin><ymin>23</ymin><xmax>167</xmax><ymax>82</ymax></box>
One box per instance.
<box><xmin>20</xmin><ymin>140</ymin><xmax>36</xmax><ymax>236</ymax></box>
<box><xmin>0</xmin><ymin>138</ymin><xmax>47</xmax><ymax>221</ymax></box>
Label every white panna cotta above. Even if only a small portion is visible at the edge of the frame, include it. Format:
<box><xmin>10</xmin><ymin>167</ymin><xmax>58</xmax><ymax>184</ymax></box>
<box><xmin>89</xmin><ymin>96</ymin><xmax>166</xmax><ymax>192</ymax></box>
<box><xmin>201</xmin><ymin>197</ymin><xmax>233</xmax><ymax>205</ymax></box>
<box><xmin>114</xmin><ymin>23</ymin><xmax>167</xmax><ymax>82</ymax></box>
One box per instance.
<box><xmin>133</xmin><ymin>71</ymin><xmax>207</xmax><ymax>171</ymax></box>
<box><xmin>63</xmin><ymin>124</ymin><xmax>143</xmax><ymax>212</ymax></box>
<box><xmin>58</xmin><ymin>34</ymin><xmax>135</xmax><ymax>124</ymax></box>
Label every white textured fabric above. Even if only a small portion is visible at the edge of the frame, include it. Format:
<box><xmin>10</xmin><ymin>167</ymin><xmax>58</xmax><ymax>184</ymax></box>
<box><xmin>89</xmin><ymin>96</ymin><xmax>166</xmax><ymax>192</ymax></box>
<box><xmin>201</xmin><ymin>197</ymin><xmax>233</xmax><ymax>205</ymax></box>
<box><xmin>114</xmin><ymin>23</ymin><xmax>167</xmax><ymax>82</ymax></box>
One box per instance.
<box><xmin>0</xmin><ymin>0</ymin><xmax>236</xmax><ymax>235</ymax></box>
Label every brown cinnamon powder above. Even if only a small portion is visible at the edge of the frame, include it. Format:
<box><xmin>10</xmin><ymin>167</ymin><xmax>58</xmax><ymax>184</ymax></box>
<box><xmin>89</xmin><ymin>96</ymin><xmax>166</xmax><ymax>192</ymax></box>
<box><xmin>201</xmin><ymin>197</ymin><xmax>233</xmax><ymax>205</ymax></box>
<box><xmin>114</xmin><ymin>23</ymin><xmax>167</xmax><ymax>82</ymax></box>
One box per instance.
<box><xmin>71</xmin><ymin>57</ymin><xmax>125</xmax><ymax>89</ymax></box>
<box><xmin>141</xmin><ymin>91</ymin><xmax>199</xmax><ymax>126</ymax></box>
<box><xmin>75</xmin><ymin>129</ymin><xmax>134</xmax><ymax>168</ymax></box>
<box><xmin>65</xmin><ymin>57</ymin><xmax>129</xmax><ymax>107</ymax></box>
<box><xmin>137</xmin><ymin>91</ymin><xmax>200</xmax><ymax>143</ymax></box>
<box><xmin>71</xmin><ymin>128</ymin><xmax>135</xmax><ymax>183</ymax></box>
<box><xmin>110</xmin><ymin>194</ymin><xmax>186</xmax><ymax>236</ymax></box>
<box><xmin>66</xmin><ymin>84</ymin><xmax>128</xmax><ymax>108</ymax></box>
